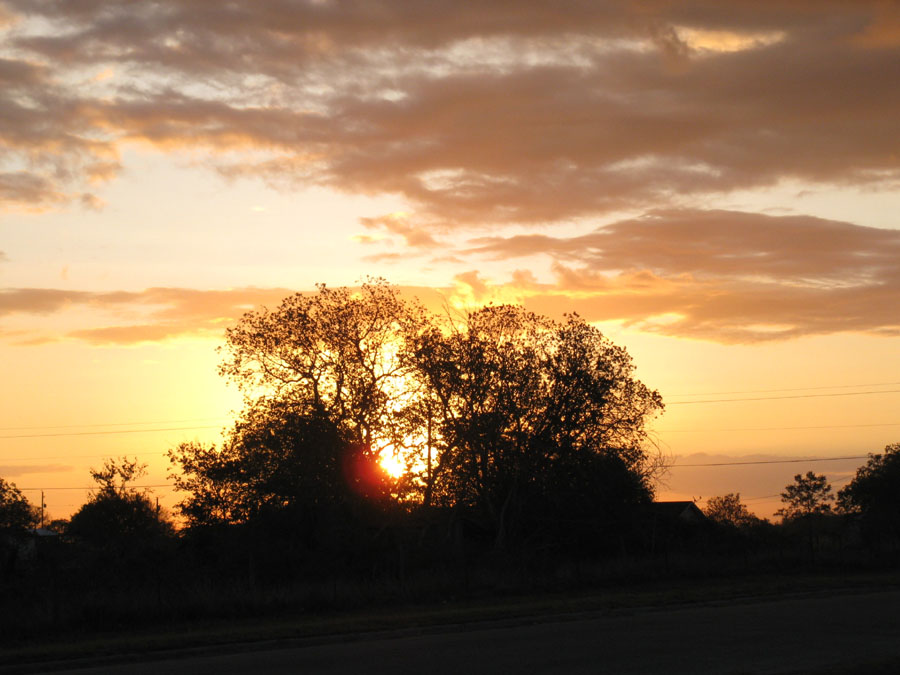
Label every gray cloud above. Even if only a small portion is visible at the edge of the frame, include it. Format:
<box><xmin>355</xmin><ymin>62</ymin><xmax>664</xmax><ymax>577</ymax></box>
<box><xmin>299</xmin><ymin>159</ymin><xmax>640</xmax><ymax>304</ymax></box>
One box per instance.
<box><xmin>458</xmin><ymin>209</ymin><xmax>900</xmax><ymax>342</ymax></box>
<box><xmin>1</xmin><ymin>1</ymin><xmax>898</xmax><ymax>221</ymax></box>
<box><xmin>0</xmin><ymin>463</ymin><xmax>72</xmax><ymax>477</ymax></box>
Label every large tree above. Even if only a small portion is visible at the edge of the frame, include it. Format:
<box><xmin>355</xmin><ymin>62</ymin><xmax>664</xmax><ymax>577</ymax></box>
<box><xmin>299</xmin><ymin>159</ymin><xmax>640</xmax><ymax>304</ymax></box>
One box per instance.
<box><xmin>411</xmin><ymin>305</ymin><xmax>664</xmax><ymax>546</ymax></box>
<box><xmin>218</xmin><ymin>278</ymin><xmax>427</xmax><ymax>456</ymax></box>
<box><xmin>837</xmin><ymin>443</ymin><xmax>900</xmax><ymax>544</ymax></box>
<box><xmin>169</xmin><ymin>403</ymin><xmax>393</xmax><ymax>529</ymax></box>
<box><xmin>171</xmin><ymin>280</ymin><xmax>423</xmax><ymax>528</ymax></box>
<box><xmin>171</xmin><ymin>283</ymin><xmax>665</xmax><ymax>553</ymax></box>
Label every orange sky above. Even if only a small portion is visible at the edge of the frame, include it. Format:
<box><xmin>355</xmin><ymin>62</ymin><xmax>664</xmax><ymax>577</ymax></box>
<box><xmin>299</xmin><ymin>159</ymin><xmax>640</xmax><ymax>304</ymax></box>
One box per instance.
<box><xmin>1</xmin><ymin>1</ymin><xmax>898</xmax><ymax>521</ymax></box>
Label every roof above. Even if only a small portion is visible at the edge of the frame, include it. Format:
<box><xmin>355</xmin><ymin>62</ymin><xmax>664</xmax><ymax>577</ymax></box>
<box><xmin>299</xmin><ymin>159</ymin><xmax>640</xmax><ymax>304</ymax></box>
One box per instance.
<box><xmin>650</xmin><ymin>501</ymin><xmax>708</xmax><ymax>523</ymax></box>
<box><xmin>27</xmin><ymin>528</ymin><xmax>59</xmax><ymax>537</ymax></box>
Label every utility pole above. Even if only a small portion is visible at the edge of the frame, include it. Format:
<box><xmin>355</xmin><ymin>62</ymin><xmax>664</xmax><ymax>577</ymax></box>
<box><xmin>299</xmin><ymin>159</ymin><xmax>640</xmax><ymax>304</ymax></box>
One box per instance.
<box><xmin>40</xmin><ymin>490</ymin><xmax>45</xmax><ymax>528</ymax></box>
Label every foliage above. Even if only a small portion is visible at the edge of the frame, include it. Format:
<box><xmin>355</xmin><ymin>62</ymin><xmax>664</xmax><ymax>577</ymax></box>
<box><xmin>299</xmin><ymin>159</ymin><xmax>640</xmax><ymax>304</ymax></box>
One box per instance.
<box><xmin>68</xmin><ymin>458</ymin><xmax>173</xmax><ymax>545</ymax></box>
<box><xmin>169</xmin><ymin>404</ymin><xmax>394</xmax><ymax>530</ymax></box>
<box><xmin>171</xmin><ymin>281</ymin><xmax>665</xmax><ymax>556</ymax></box>
<box><xmin>412</xmin><ymin>307</ymin><xmax>663</xmax><ymax>526</ymax></box>
<box><xmin>0</xmin><ymin>478</ymin><xmax>39</xmax><ymax>534</ymax></box>
<box><xmin>837</xmin><ymin>442</ymin><xmax>900</xmax><ymax>539</ymax></box>
<box><xmin>218</xmin><ymin>278</ymin><xmax>426</xmax><ymax>453</ymax></box>
<box><xmin>704</xmin><ymin>493</ymin><xmax>758</xmax><ymax>528</ymax></box>
<box><xmin>776</xmin><ymin>472</ymin><xmax>833</xmax><ymax>521</ymax></box>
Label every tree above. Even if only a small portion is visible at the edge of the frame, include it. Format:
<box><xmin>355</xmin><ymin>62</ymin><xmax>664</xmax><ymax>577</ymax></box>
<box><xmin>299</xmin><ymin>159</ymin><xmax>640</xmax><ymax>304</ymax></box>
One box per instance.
<box><xmin>218</xmin><ymin>278</ymin><xmax>427</xmax><ymax>456</ymax></box>
<box><xmin>837</xmin><ymin>442</ymin><xmax>900</xmax><ymax>543</ymax></box>
<box><xmin>0</xmin><ymin>478</ymin><xmax>39</xmax><ymax>535</ymax></box>
<box><xmin>0</xmin><ymin>479</ymin><xmax>39</xmax><ymax>577</ymax></box>
<box><xmin>705</xmin><ymin>493</ymin><xmax>758</xmax><ymax>528</ymax></box>
<box><xmin>169</xmin><ymin>404</ymin><xmax>393</xmax><ymax>529</ymax></box>
<box><xmin>68</xmin><ymin>458</ymin><xmax>172</xmax><ymax>546</ymax></box>
<box><xmin>171</xmin><ymin>282</ymin><xmax>665</xmax><ymax>556</ymax></box>
<box><xmin>776</xmin><ymin>472</ymin><xmax>833</xmax><ymax>521</ymax></box>
<box><xmin>411</xmin><ymin>305</ymin><xmax>664</xmax><ymax>548</ymax></box>
<box><xmin>171</xmin><ymin>279</ymin><xmax>422</xmax><ymax>529</ymax></box>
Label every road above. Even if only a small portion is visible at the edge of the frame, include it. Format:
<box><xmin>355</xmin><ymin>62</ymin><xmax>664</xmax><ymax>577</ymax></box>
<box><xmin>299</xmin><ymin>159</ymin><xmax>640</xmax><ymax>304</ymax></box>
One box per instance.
<box><xmin>50</xmin><ymin>589</ymin><xmax>900</xmax><ymax>674</ymax></box>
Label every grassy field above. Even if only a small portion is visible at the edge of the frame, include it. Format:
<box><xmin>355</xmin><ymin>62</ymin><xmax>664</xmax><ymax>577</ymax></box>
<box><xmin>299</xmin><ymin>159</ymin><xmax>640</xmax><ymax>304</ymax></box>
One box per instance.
<box><xmin>3</xmin><ymin>569</ymin><xmax>900</xmax><ymax>673</ymax></box>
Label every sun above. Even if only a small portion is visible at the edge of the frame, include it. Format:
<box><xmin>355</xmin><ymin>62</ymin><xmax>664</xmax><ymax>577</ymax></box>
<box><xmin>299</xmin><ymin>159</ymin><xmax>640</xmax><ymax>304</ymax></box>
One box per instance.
<box><xmin>379</xmin><ymin>451</ymin><xmax>406</xmax><ymax>479</ymax></box>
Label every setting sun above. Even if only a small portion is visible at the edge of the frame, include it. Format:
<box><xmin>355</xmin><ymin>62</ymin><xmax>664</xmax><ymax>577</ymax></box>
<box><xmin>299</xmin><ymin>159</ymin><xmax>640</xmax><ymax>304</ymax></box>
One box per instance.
<box><xmin>379</xmin><ymin>451</ymin><xmax>407</xmax><ymax>480</ymax></box>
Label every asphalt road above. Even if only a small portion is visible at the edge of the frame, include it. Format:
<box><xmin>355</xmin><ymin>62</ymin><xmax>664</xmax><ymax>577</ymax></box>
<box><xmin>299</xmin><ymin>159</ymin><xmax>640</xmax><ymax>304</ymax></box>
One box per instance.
<box><xmin>54</xmin><ymin>589</ymin><xmax>900</xmax><ymax>674</ymax></box>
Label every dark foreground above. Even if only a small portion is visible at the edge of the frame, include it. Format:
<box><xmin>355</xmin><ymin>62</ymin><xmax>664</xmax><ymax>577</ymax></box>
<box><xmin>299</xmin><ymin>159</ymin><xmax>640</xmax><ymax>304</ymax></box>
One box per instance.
<box><xmin>27</xmin><ymin>588</ymin><xmax>900</xmax><ymax>675</ymax></box>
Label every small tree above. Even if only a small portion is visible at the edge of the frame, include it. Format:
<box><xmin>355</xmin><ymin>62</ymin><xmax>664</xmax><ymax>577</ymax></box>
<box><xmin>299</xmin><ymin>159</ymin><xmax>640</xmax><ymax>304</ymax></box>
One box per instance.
<box><xmin>0</xmin><ymin>478</ymin><xmax>39</xmax><ymax>535</ymax></box>
<box><xmin>705</xmin><ymin>493</ymin><xmax>758</xmax><ymax>528</ymax></box>
<box><xmin>776</xmin><ymin>472</ymin><xmax>833</xmax><ymax>521</ymax></box>
<box><xmin>0</xmin><ymin>479</ymin><xmax>40</xmax><ymax>577</ymax></box>
<box><xmin>68</xmin><ymin>457</ymin><xmax>172</xmax><ymax>546</ymax></box>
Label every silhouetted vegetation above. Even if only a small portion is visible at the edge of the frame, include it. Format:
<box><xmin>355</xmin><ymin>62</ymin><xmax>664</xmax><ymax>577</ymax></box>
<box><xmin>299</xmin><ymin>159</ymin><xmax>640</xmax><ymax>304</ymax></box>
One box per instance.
<box><xmin>837</xmin><ymin>443</ymin><xmax>900</xmax><ymax>552</ymax></box>
<box><xmin>3</xmin><ymin>282</ymin><xmax>899</xmax><ymax>645</ymax></box>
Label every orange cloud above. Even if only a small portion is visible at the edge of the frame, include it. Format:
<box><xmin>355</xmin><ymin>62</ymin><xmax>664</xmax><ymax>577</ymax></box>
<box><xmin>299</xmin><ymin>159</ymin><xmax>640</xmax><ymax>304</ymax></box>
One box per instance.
<box><xmin>0</xmin><ymin>286</ymin><xmax>295</xmax><ymax>344</ymax></box>
<box><xmin>3</xmin><ymin>206</ymin><xmax>899</xmax><ymax>345</ymax></box>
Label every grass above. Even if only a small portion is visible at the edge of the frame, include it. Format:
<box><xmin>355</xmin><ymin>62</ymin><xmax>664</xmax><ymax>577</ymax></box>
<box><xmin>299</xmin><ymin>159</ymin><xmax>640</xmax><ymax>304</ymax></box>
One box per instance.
<box><xmin>3</xmin><ymin>568</ymin><xmax>900</xmax><ymax>673</ymax></box>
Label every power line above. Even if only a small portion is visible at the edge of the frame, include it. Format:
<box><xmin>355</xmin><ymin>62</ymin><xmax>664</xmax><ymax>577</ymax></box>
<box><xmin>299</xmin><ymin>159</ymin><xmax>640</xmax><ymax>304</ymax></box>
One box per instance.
<box><xmin>0</xmin><ymin>425</ymin><xmax>222</xmax><ymax>440</ymax></box>
<box><xmin>673</xmin><ymin>455</ymin><xmax>868</xmax><ymax>468</ymax></box>
<box><xmin>17</xmin><ymin>484</ymin><xmax>177</xmax><ymax>491</ymax></box>
<box><xmin>656</xmin><ymin>422</ymin><xmax>900</xmax><ymax>433</ymax></box>
<box><xmin>742</xmin><ymin>474</ymin><xmax>855</xmax><ymax>502</ymax></box>
<box><xmin>1</xmin><ymin>451</ymin><xmax>169</xmax><ymax>462</ymax></box>
<box><xmin>667</xmin><ymin>389</ymin><xmax>900</xmax><ymax>405</ymax></box>
<box><xmin>666</xmin><ymin>381</ymin><xmax>900</xmax><ymax>398</ymax></box>
<box><xmin>0</xmin><ymin>417</ymin><xmax>229</xmax><ymax>432</ymax></box>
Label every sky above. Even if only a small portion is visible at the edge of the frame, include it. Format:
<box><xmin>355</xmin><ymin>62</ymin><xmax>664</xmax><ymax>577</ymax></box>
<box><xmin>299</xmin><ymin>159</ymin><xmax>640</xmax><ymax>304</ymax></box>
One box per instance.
<box><xmin>1</xmin><ymin>0</ymin><xmax>898</xmax><ymax>521</ymax></box>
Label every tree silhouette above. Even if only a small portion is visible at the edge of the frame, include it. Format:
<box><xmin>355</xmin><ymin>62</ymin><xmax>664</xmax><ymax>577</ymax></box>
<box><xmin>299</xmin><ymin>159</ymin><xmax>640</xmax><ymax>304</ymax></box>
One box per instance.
<box><xmin>411</xmin><ymin>306</ymin><xmax>663</xmax><ymax>548</ymax></box>
<box><xmin>0</xmin><ymin>478</ymin><xmax>39</xmax><ymax>576</ymax></box>
<box><xmin>837</xmin><ymin>442</ymin><xmax>900</xmax><ymax>546</ymax></box>
<box><xmin>170</xmin><ymin>405</ymin><xmax>393</xmax><ymax>528</ymax></box>
<box><xmin>0</xmin><ymin>478</ymin><xmax>38</xmax><ymax>534</ymax></box>
<box><xmin>776</xmin><ymin>472</ymin><xmax>833</xmax><ymax>521</ymax></box>
<box><xmin>705</xmin><ymin>493</ymin><xmax>758</xmax><ymax>528</ymax></box>
<box><xmin>171</xmin><ymin>282</ymin><xmax>664</xmax><ymax>556</ymax></box>
<box><xmin>68</xmin><ymin>457</ymin><xmax>172</xmax><ymax>546</ymax></box>
<box><xmin>218</xmin><ymin>278</ymin><xmax>426</xmax><ymax>457</ymax></box>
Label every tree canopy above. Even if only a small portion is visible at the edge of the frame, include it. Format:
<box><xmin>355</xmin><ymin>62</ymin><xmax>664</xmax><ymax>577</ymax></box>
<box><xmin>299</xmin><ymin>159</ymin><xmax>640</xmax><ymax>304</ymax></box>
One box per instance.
<box><xmin>170</xmin><ymin>280</ymin><xmax>666</xmax><ymax>551</ymax></box>
<box><xmin>0</xmin><ymin>478</ymin><xmax>38</xmax><ymax>535</ymax></box>
<box><xmin>705</xmin><ymin>493</ymin><xmax>759</xmax><ymax>528</ymax></box>
<box><xmin>68</xmin><ymin>458</ymin><xmax>172</xmax><ymax>545</ymax></box>
<box><xmin>776</xmin><ymin>472</ymin><xmax>833</xmax><ymax>521</ymax></box>
<box><xmin>837</xmin><ymin>443</ymin><xmax>900</xmax><ymax>540</ymax></box>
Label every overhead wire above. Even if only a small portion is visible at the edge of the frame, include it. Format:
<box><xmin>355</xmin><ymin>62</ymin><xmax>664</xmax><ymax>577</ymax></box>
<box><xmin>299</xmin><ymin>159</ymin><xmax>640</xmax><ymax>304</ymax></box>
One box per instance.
<box><xmin>665</xmin><ymin>381</ymin><xmax>900</xmax><ymax>398</ymax></box>
<box><xmin>667</xmin><ymin>389</ymin><xmax>900</xmax><ymax>405</ymax></box>
<box><xmin>0</xmin><ymin>417</ymin><xmax>229</xmax><ymax>432</ymax></box>
<box><xmin>656</xmin><ymin>422</ymin><xmax>900</xmax><ymax>433</ymax></box>
<box><xmin>0</xmin><ymin>425</ymin><xmax>223</xmax><ymax>440</ymax></box>
<box><xmin>673</xmin><ymin>455</ymin><xmax>868</xmax><ymax>468</ymax></box>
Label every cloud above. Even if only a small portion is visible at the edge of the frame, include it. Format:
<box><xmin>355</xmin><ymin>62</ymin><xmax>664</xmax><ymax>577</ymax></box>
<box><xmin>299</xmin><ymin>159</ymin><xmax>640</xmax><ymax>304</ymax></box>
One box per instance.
<box><xmin>360</xmin><ymin>213</ymin><xmax>440</xmax><ymax>249</ymax></box>
<box><xmin>0</xmin><ymin>286</ymin><xmax>295</xmax><ymax>344</ymax></box>
<box><xmin>0</xmin><ymin>464</ymin><xmax>72</xmax><ymax>477</ymax></box>
<box><xmin>460</xmin><ymin>209</ymin><xmax>900</xmax><ymax>342</ymax></box>
<box><xmin>2</xmin><ymin>208</ymin><xmax>898</xmax><ymax>346</ymax></box>
<box><xmin>1</xmin><ymin>2</ymin><xmax>898</xmax><ymax>221</ymax></box>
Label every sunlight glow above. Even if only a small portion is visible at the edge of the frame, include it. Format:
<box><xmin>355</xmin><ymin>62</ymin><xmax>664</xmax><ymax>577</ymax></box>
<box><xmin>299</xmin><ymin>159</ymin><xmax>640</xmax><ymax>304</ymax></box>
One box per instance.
<box><xmin>379</xmin><ymin>451</ymin><xmax>406</xmax><ymax>479</ymax></box>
